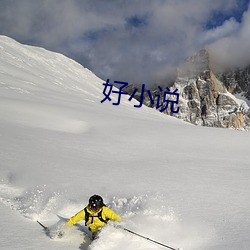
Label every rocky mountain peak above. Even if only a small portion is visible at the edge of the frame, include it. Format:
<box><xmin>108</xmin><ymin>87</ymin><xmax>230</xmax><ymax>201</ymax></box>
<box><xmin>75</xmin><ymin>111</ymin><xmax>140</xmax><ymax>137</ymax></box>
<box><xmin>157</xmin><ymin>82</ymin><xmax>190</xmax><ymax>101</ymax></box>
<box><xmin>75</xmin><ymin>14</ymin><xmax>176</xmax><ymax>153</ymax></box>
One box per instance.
<box><xmin>171</xmin><ymin>49</ymin><xmax>250</xmax><ymax>129</ymax></box>
<box><xmin>217</xmin><ymin>66</ymin><xmax>250</xmax><ymax>101</ymax></box>
<box><xmin>128</xmin><ymin>48</ymin><xmax>250</xmax><ymax>130</ymax></box>
<box><xmin>177</xmin><ymin>49</ymin><xmax>210</xmax><ymax>78</ymax></box>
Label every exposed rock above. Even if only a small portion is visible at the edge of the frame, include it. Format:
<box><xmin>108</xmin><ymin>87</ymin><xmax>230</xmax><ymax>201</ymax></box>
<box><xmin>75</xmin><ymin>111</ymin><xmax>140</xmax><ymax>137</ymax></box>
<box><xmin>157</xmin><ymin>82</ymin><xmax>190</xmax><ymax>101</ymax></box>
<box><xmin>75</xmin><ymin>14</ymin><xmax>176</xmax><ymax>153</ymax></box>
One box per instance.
<box><xmin>129</xmin><ymin>49</ymin><xmax>250</xmax><ymax>130</ymax></box>
<box><xmin>217</xmin><ymin>66</ymin><xmax>250</xmax><ymax>100</ymax></box>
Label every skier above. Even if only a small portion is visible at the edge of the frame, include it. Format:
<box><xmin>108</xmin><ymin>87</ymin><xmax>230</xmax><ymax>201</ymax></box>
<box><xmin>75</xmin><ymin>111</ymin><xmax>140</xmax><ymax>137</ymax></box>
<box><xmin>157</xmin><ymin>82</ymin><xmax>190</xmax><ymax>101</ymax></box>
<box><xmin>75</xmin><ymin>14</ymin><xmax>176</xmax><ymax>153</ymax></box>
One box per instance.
<box><xmin>66</xmin><ymin>194</ymin><xmax>121</xmax><ymax>239</ymax></box>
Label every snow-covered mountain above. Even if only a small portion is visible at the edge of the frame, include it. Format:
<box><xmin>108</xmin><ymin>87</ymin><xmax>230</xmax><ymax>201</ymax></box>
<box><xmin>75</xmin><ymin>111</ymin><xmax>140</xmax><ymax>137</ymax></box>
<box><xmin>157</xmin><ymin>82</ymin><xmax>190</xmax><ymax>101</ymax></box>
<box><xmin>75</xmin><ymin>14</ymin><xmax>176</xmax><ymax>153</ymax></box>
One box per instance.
<box><xmin>172</xmin><ymin>49</ymin><xmax>250</xmax><ymax>129</ymax></box>
<box><xmin>217</xmin><ymin>65</ymin><xmax>250</xmax><ymax>102</ymax></box>
<box><xmin>126</xmin><ymin>49</ymin><xmax>250</xmax><ymax>130</ymax></box>
<box><xmin>0</xmin><ymin>36</ymin><xmax>250</xmax><ymax>250</ymax></box>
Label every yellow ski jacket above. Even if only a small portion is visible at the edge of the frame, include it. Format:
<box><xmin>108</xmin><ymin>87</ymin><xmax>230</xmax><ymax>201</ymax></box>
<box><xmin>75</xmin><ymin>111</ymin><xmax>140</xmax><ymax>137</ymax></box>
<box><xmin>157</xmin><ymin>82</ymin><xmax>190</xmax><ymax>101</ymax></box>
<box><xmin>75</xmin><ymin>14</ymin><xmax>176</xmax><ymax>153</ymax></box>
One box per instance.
<box><xmin>67</xmin><ymin>206</ymin><xmax>121</xmax><ymax>233</ymax></box>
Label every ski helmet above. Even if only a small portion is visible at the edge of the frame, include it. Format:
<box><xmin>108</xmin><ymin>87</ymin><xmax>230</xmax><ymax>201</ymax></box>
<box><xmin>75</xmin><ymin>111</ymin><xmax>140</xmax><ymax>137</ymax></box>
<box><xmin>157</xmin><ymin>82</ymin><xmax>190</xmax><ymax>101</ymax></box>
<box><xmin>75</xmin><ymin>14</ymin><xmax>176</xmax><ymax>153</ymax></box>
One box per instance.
<box><xmin>89</xmin><ymin>195</ymin><xmax>104</xmax><ymax>210</ymax></box>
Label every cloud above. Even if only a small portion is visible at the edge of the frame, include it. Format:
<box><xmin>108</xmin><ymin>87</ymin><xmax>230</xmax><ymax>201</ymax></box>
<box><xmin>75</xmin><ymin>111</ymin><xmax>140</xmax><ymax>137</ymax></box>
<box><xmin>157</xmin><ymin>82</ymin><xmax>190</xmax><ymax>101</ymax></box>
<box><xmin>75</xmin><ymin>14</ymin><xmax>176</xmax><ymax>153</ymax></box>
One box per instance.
<box><xmin>0</xmin><ymin>0</ymin><xmax>249</xmax><ymax>87</ymax></box>
<box><xmin>200</xmin><ymin>18</ymin><xmax>240</xmax><ymax>45</ymax></box>
<box><xmin>209</xmin><ymin>4</ymin><xmax>250</xmax><ymax>69</ymax></box>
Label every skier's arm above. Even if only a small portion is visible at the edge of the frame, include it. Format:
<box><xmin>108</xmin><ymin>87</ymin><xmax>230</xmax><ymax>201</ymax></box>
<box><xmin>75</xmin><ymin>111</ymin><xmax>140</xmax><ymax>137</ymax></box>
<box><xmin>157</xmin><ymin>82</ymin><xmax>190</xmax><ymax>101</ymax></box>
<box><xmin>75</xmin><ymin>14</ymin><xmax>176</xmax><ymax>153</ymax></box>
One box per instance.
<box><xmin>67</xmin><ymin>209</ymin><xmax>85</xmax><ymax>225</ymax></box>
<box><xmin>104</xmin><ymin>207</ymin><xmax>122</xmax><ymax>222</ymax></box>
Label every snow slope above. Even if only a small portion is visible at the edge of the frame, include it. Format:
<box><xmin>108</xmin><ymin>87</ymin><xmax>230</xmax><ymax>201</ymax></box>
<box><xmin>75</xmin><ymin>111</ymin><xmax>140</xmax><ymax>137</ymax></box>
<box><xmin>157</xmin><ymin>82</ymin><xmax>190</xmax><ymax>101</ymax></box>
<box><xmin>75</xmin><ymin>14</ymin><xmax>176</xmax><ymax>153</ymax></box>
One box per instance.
<box><xmin>0</xmin><ymin>35</ymin><xmax>250</xmax><ymax>250</ymax></box>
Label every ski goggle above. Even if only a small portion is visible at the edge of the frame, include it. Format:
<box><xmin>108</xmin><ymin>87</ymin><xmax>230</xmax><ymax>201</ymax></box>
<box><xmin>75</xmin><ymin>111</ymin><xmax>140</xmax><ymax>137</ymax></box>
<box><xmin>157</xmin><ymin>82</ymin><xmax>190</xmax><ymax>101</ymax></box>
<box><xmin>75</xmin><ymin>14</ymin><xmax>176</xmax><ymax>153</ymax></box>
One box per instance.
<box><xmin>90</xmin><ymin>204</ymin><xmax>101</xmax><ymax>211</ymax></box>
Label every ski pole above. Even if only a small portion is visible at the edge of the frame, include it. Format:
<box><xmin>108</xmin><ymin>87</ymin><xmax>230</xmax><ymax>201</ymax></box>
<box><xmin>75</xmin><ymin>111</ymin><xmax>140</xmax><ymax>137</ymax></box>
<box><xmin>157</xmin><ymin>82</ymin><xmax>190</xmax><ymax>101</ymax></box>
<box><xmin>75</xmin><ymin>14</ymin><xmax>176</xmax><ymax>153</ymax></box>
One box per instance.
<box><xmin>37</xmin><ymin>220</ymin><xmax>48</xmax><ymax>231</ymax></box>
<box><xmin>122</xmin><ymin>227</ymin><xmax>180</xmax><ymax>250</ymax></box>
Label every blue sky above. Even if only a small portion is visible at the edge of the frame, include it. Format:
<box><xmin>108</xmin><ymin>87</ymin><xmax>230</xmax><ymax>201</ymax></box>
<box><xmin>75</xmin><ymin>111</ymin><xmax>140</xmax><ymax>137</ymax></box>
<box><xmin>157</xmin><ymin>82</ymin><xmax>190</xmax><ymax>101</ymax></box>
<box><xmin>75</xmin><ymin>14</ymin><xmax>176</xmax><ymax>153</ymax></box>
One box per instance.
<box><xmin>0</xmin><ymin>0</ymin><xmax>249</xmax><ymax>87</ymax></box>
<box><xmin>206</xmin><ymin>0</ymin><xmax>249</xmax><ymax>28</ymax></box>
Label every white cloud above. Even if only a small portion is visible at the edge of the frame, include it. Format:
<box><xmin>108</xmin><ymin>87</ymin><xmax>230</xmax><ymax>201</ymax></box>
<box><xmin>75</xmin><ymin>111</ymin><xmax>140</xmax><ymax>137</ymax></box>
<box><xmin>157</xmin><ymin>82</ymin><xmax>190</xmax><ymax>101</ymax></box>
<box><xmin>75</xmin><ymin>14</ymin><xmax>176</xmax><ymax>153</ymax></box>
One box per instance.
<box><xmin>0</xmin><ymin>0</ymin><xmax>249</xmax><ymax>86</ymax></box>
<box><xmin>209</xmin><ymin>5</ymin><xmax>250</xmax><ymax>69</ymax></box>
<box><xmin>200</xmin><ymin>18</ymin><xmax>240</xmax><ymax>45</ymax></box>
